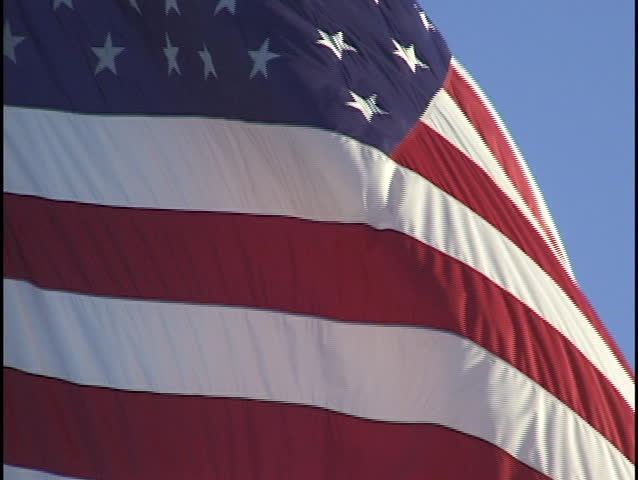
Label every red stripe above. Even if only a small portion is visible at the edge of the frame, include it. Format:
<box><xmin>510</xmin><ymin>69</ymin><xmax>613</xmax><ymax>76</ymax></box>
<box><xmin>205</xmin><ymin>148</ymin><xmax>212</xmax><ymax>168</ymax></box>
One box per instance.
<box><xmin>4</xmin><ymin>368</ymin><xmax>550</xmax><ymax>480</ymax></box>
<box><xmin>392</xmin><ymin>122</ymin><xmax>576</xmax><ymax>306</ymax></box>
<box><xmin>391</xmin><ymin>121</ymin><xmax>623</xmax><ymax>378</ymax></box>
<box><xmin>444</xmin><ymin>65</ymin><xmax>557</xmax><ymax>248</ymax></box>
<box><xmin>442</xmin><ymin>67</ymin><xmax>634</xmax><ymax>381</ymax></box>
<box><xmin>3</xmin><ymin>193</ymin><xmax>633</xmax><ymax>461</ymax></box>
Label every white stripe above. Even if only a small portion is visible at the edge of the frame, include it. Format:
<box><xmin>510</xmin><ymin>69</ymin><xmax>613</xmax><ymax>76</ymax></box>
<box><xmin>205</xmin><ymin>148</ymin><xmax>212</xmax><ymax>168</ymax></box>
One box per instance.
<box><xmin>3</xmin><ymin>279</ymin><xmax>632</xmax><ymax>480</ymax></box>
<box><xmin>420</xmin><ymin>89</ymin><xmax>557</xmax><ymax>258</ymax></box>
<box><xmin>449</xmin><ymin>57</ymin><xmax>574</xmax><ymax>278</ymax></box>
<box><xmin>3</xmin><ymin>106</ymin><xmax>633</xmax><ymax>409</ymax></box>
<box><xmin>4</xmin><ymin>465</ymin><xmax>90</xmax><ymax>480</ymax></box>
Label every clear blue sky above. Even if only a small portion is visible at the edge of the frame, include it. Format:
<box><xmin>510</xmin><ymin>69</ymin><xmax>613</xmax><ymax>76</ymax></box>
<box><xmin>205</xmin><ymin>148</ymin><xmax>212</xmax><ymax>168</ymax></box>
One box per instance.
<box><xmin>421</xmin><ymin>0</ymin><xmax>635</xmax><ymax>368</ymax></box>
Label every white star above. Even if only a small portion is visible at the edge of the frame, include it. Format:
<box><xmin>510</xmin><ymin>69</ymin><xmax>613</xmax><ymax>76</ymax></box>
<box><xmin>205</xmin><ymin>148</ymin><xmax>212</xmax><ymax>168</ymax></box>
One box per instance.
<box><xmin>346</xmin><ymin>91</ymin><xmax>388</xmax><ymax>122</ymax></box>
<box><xmin>198</xmin><ymin>44</ymin><xmax>217</xmax><ymax>79</ymax></box>
<box><xmin>4</xmin><ymin>21</ymin><xmax>25</xmax><ymax>64</ymax></box>
<box><xmin>129</xmin><ymin>0</ymin><xmax>141</xmax><ymax>13</ymax></box>
<box><xmin>248</xmin><ymin>38</ymin><xmax>280</xmax><ymax>79</ymax></box>
<box><xmin>391</xmin><ymin>39</ymin><xmax>428</xmax><ymax>73</ymax></box>
<box><xmin>316</xmin><ymin>30</ymin><xmax>357</xmax><ymax>60</ymax></box>
<box><xmin>53</xmin><ymin>0</ymin><xmax>73</xmax><ymax>10</ymax></box>
<box><xmin>91</xmin><ymin>33</ymin><xmax>125</xmax><ymax>75</ymax></box>
<box><xmin>163</xmin><ymin>34</ymin><xmax>181</xmax><ymax>76</ymax></box>
<box><xmin>419</xmin><ymin>10</ymin><xmax>435</xmax><ymax>31</ymax></box>
<box><xmin>165</xmin><ymin>0</ymin><xmax>180</xmax><ymax>15</ymax></box>
<box><xmin>214</xmin><ymin>0</ymin><xmax>236</xmax><ymax>15</ymax></box>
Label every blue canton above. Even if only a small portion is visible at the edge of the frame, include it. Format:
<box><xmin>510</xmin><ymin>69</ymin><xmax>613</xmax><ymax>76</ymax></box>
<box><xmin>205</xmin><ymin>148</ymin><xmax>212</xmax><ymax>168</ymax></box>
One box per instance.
<box><xmin>3</xmin><ymin>0</ymin><xmax>450</xmax><ymax>154</ymax></box>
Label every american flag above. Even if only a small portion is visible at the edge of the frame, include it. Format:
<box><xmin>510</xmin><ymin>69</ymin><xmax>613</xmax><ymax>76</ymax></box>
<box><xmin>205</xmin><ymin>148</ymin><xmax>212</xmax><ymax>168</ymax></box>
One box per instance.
<box><xmin>3</xmin><ymin>0</ymin><xmax>634</xmax><ymax>478</ymax></box>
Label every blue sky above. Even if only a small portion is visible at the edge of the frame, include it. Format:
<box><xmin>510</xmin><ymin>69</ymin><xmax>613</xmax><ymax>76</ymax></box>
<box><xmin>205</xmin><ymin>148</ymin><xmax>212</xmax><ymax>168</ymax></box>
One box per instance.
<box><xmin>421</xmin><ymin>0</ymin><xmax>635</xmax><ymax>368</ymax></box>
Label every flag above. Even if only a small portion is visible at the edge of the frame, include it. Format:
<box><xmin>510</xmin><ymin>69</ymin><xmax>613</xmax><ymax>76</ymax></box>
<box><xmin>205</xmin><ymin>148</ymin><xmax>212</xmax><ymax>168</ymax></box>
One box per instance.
<box><xmin>3</xmin><ymin>0</ymin><xmax>634</xmax><ymax>479</ymax></box>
